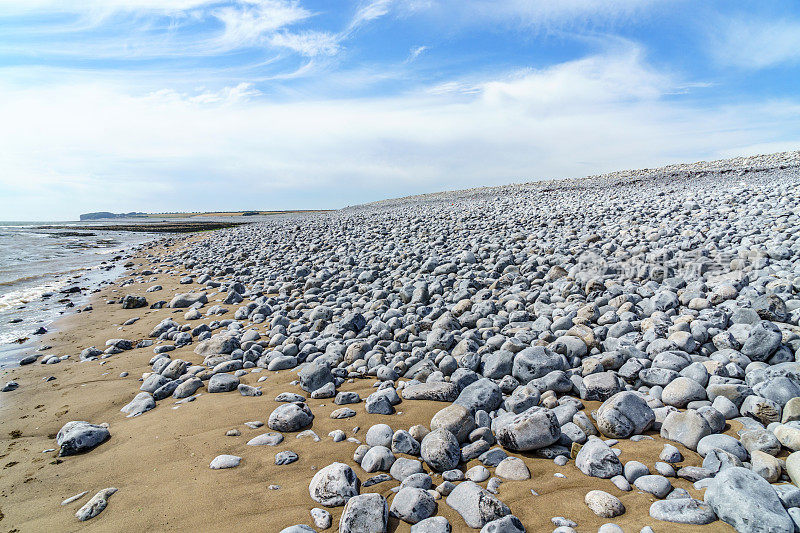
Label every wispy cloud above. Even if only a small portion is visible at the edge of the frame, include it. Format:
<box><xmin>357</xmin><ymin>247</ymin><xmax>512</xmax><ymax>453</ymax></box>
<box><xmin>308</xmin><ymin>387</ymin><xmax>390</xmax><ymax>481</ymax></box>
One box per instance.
<box><xmin>406</xmin><ymin>45</ymin><xmax>427</xmax><ymax>62</ymax></box>
<box><xmin>399</xmin><ymin>0</ymin><xmax>675</xmax><ymax>30</ymax></box>
<box><xmin>709</xmin><ymin>17</ymin><xmax>800</xmax><ymax>69</ymax></box>
<box><xmin>269</xmin><ymin>30</ymin><xmax>340</xmax><ymax>56</ymax></box>
<box><xmin>349</xmin><ymin>0</ymin><xmax>394</xmax><ymax>32</ymax></box>
<box><xmin>213</xmin><ymin>1</ymin><xmax>313</xmax><ymax>49</ymax></box>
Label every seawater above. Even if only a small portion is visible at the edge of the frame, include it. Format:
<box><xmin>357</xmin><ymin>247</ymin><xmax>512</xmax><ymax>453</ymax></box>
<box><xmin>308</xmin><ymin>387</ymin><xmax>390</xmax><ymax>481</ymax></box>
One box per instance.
<box><xmin>0</xmin><ymin>221</ymin><xmax>157</xmax><ymax>367</ymax></box>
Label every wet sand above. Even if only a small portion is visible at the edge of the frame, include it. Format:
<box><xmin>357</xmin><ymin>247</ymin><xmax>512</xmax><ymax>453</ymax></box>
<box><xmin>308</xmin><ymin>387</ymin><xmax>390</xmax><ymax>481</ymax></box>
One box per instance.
<box><xmin>0</xmin><ymin>235</ymin><xmax>736</xmax><ymax>532</ymax></box>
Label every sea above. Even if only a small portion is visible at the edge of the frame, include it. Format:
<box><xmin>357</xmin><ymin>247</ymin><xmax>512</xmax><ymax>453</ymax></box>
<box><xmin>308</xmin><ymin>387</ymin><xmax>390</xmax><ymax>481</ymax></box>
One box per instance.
<box><xmin>0</xmin><ymin>221</ymin><xmax>159</xmax><ymax>367</ymax></box>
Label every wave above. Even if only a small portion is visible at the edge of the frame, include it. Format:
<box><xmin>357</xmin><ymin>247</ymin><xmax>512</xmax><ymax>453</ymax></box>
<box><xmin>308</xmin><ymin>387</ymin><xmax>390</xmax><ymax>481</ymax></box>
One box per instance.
<box><xmin>0</xmin><ymin>279</ymin><xmax>69</xmax><ymax>311</ymax></box>
<box><xmin>0</xmin><ymin>273</ymin><xmax>48</xmax><ymax>287</ymax></box>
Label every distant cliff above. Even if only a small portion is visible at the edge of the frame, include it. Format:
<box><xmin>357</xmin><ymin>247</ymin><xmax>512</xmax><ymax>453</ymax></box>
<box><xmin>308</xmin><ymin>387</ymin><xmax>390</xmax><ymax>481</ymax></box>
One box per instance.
<box><xmin>79</xmin><ymin>212</ymin><xmax>146</xmax><ymax>220</ymax></box>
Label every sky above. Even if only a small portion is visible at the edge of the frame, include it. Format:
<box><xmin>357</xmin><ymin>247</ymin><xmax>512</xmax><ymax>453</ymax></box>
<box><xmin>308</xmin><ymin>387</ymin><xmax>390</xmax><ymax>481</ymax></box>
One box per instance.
<box><xmin>1</xmin><ymin>1</ymin><xmax>800</xmax><ymax>220</ymax></box>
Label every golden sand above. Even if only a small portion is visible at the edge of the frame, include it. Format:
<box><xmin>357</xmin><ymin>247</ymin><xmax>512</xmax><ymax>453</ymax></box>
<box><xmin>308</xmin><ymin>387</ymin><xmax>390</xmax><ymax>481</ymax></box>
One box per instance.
<box><xmin>0</xmin><ymin>237</ymin><xmax>735</xmax><ymax>532</ymax></box>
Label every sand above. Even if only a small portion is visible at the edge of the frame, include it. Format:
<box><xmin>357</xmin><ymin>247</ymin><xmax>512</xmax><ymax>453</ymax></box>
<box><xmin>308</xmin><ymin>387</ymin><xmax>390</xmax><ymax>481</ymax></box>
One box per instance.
<box><xmin>0</xmin><ymin>235</ymin><xmax>736</xmax><ymax>532</ymax></box>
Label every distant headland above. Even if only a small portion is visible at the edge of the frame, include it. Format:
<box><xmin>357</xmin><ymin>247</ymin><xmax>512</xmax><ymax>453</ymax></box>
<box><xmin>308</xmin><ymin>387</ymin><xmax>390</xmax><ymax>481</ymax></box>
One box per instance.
<box><xmin>79</xmin><ymin>212</ymin><xmax>146</xmax><ymax>220</ymax></box>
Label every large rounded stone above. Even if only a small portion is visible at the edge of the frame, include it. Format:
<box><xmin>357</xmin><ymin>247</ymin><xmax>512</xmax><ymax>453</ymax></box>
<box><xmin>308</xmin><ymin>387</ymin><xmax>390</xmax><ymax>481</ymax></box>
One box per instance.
<box><xmin>207</xmin><ymin>373</ymin><xmax>240</xmax><ymax>393</ymax></box>
<box><xmin>309</xmin><ymin>462</ymin><xmax>360</xmax><ymax>507</ymax></box>
<box><xmin>454</xmin><ymin>378</ymin><xmax>503</xmax><ymax>414</ymax></box>
<box><xmin>696</xmin><ymin>434</ymin><xmax>748</xmax><ymax>461</ymax></box>
<box><xmin>492</xmin><ymin>406</ymin><xmax>560</xmax><ymax>451</ymax></box>
<box><xmin>741</xmin><ymin>321</ymin><xmax>782</xmax><ymax>361</ymax></box>
<box><xmin>421</xmin><ymin>429</ymin><xmax>461</xmax><ymax>472</ymax></box>
<box><xmin>661</xmin><ymin>377</ymin><xmax>707</xmax><ymax>408</ymax></box>
<box><xmin>786</xmin><ymin>451</ymin><xmax>800</xmax><ymax>487</ymax></box>
<box><xmin>575</xmin><ymin>437</ymin><xmax>623</xmax><ymax>478</ymax></box>
<box><xmin>56</xmin><ymin>421</ymin><xmax>110</xmax><ymax>456</ymax></box>
<box><xmin>430</xmin><ymin>404</ymin><xmax>476</xmax><ymax>443</ymax></box>
<box><xmin>390</xmin><ymin>487</ymin><xmax>437</xmax><ymax>524</ymax></box>
<box><xmin>361</xmin><ymin>446</ymin><xmax>396</xmax><ymax>473</ymax></box>
<box><xmin>585</xmin><ymin>490</ymin><xmax>625</xmax><ymax>518</ymax></box>
<box><xmin>704</xmin><ymin>467</ymin><xmax>792</xmax><ymax>533</ymax></box>
<box><xmin>339</xmin><ymin>493</ymin><xmax>388</xmax><ymax>533</ymax></box>
<box><xmin>596</xmin><ymin>391</ymin><xmax>655</xmax><ymax>438</ymax></box>
<box><xmin>445</xmin><ymin>481</ymin><xmax>510</xmax><ymax>528</ymax></box>
<box><xmin>511</xmin><ymin>347</ymin><xmax>568</xmax><ymax>384</ymax></box>
<box><xmin>660</xmin><ymin>410</ymin><xmax>712</xmax><ymax>451</ymax></box>
<box><xmin>268</xmin><ymin>403</ymin><xmax>314</xmax><ymax>432</ymax></box>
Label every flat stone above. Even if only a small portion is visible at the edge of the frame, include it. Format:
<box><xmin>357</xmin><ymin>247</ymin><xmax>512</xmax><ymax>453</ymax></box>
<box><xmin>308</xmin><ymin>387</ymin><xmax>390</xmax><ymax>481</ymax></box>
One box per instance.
<box><xmin>649</xmin><ymin>498</ymin><xmax>717</xmax><ymax>525</ymax></box>
<box><xmin>120</xmin><ymin>392</ymin><xmax>156</xmax><ymax>417</ymax></box>
<box><xmin>247</xmin><ymin>432</ymin><xmax>284</xmax><ymax>446</ymax></box>
<box><xmin>210</xmin><ymin>454</ymin><xmax>241</xmax><ymax>469</ymax></box>
<box><xmin>75</xmin><ymin>487</ymin><xmax>117</xmax><ymax>521</ymax></box>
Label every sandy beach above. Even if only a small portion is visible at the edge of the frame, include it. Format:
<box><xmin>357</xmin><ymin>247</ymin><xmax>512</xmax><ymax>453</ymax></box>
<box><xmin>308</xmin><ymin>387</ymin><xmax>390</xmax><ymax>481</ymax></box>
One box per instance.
<box><xmin>0</xmin><ymin>236</ymin><xmax>737</xmax><ymax>532</ymax></box>
<box><xmin>0</xmin><ymin>218</ymin><xmax>756</xmax><ymax>532</ymax></box>
<box><xmin>3</xmin><ymin>153</ymin><xmax>800</xmax><ymax>532</ymax></box>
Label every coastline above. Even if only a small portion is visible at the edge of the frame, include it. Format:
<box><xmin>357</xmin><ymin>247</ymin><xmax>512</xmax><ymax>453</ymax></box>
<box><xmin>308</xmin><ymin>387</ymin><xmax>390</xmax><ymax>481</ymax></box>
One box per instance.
<box><xmin>36</xmin><ymin>221</ymin><xmax>252</xmax><ymax>233</ymax></box>
<box><xmin>0</xmin><ymin>233</ymin><xmax>163</xmax><ymax>368</ymax></box>
<box><xmin>0</xmin><ymin>230</ymin><xmax>735</xmax><ymax>532</ymax></box>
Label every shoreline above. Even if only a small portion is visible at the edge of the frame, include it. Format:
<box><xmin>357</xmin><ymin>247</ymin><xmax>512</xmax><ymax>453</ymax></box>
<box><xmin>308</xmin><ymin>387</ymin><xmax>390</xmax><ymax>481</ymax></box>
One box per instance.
<box><xmin>0</xmin><ymin>234</ymin><xmax>167</xmax><ymax>368</ymax></box>
<box><xmin>35</xmin><ymin>221</ymin><xmax>252</xmax><ymax>233</ymax></box>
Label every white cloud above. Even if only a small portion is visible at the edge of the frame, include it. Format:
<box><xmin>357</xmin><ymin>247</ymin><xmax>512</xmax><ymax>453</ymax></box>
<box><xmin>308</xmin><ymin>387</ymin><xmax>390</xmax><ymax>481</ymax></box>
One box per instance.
<box><xmin>0</xmin><ymin>0</ymin><xmax>319</xmax><ymax>59</ymax></box>
<box><xmin>710</xmin><ymin>17</ymin><xmax>800</xmax><ymax>69</ymax></box>
<box><xmin>480</xmin><ymin>47</ymin><xmax>672</xmax><ymax>110</ymax></box>
<box><xmin>406</xmin><ymin>45</ymin><xmax>427</xmax><ymax>62</ymax></box>
<box><xmin>270</xmin><ymin>31</ymin><xmax>340</xmax><ymax>57</ymax></box>
<box><xmin>398</xmin><ymin>0</ymin><xmax>674</xmax><ymax>29</ymax></box>
<box><xmin>213</xmin><ymin>1</ymin><xmax>313</xmax><ymax>49</ymax></box>
<box><xmin>349</xmin><ymin>0</ymin><xmax>394</xmax><ymax>31</ymax></box>
<box><xmin>1</xmin><ymin>48</ymin><xmax>798</xmax><ymax>220</ymax></box>
<box><xmin>147</xmin><ymin>82</ymin><xmax>262</xmax><ymax>104</ymax></box>
<box><xmin>0</xmin><ymin>0</ymin><xmax>275</xmax><ymax>15</ymax></box>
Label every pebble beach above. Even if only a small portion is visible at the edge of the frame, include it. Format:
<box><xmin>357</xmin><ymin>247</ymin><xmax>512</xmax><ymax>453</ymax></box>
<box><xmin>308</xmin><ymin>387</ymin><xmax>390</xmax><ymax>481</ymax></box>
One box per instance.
<box><xmin>3</xmin><ymin>151</ymin><xmax>800</xmax><ymax>532</ymax></box>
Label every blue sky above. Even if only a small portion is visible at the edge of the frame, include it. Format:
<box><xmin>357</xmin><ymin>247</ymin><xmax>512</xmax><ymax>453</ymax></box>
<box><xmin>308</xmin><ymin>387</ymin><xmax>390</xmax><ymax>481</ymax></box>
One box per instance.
<box><xmin>1</xmin><ymin>0</ymin><xmax>800</xmax><ymax>220</ymax></box>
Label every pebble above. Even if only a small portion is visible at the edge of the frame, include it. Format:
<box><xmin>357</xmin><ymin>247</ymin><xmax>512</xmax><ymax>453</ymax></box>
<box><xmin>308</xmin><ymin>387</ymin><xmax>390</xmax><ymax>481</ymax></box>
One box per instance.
<box><xmin>276</xmin><ymin>451</ymin><xmax>299</xmax><ymax>465</ymax></box>
<box><xmin>209</xmin><ymin>455</ymin><xmax>241</xmax><ymax>469</ymax></box>
<box><xmin>61</xmin><ymin>490</ymin><xmax>89</xmax><ymax>506</ymax></box>
<box><xmin>75</xmin><ymin>488</ymin><xmax>117</xmax><ymax>521</ymax></box>
<box><xmin>310</xmin><ymin>508</ymin><xmax>332</xmax><ymax>530</ymax></box>
<box><xmin>585</xmin><ymin>490</ymin><xmax>625</xmax><ymax>518</ymax></box>
<box><xmin>495</xmin><ymin>457</ymin><xmax>531</xmax><ymax>480</ymax></box>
